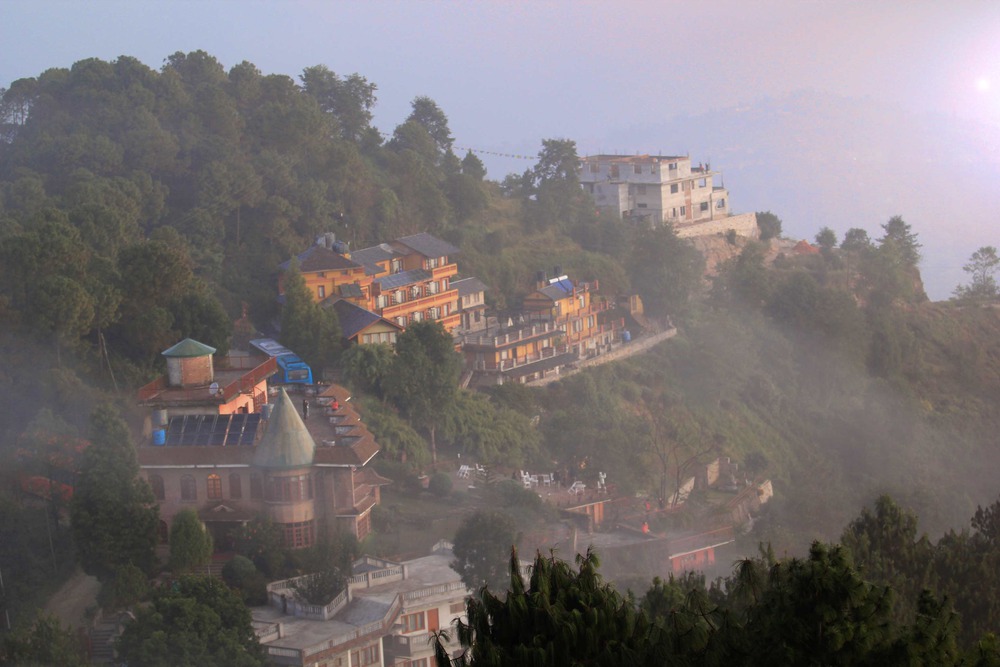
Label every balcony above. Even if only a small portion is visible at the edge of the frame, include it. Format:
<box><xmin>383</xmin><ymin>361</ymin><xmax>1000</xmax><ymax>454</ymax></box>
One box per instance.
<box><xmin>460</xmin><ymin>321</ymin><xmax>561</xmax><ymax>350</ymax></box>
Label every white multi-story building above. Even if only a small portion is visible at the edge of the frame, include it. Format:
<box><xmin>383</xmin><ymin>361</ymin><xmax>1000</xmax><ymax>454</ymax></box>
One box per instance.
<box><xmin>254</xmin><ymin>543</ymin><xmax>473</xmax><ymax>667</ymax></box>
<box><xmin>578</xmin><ymin>154</ymin><xmax>730</xmax><ymax>226</ymax></box>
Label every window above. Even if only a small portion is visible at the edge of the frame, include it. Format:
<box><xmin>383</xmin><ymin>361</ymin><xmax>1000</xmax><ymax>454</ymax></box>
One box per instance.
<box><xmin>376</xmin><ymin>295</ymin><xmax>388</xmax><ymax>309</ymax></box>
<box><xmin>396</xmin><ymin>316</ymin><xmax>407</xmax><ymax>327</ymax></box>
<box><xmin>148</xmin><ymin>474</ymin><xmax>164</xmax><ymax>500</ymax></box>
<box><xmin>427</xmin><ymin>281</ymin><xmax>439</xmax><ymax>295</ymax></box>
<box><xmin>633</xmin><ymin>164</ymin><xmax>642</xmax><ymax>174</ymax></box>
<box><xmin>411</xmin><ymin>285</ymin><xmax>421</xmax><ymax>298</ymax></box>
<box><xmin>716</xmin><ymin>198</ymin><xmax>726</xmax><ymax>209</ymax></box>
<box><xmin>207</xmin><ymin>474</ymin><xmax>222</xmax><ymax>500</ymax></box>
<box><xmin>180</xmin><ymin>475</ymin><xmax>197</xmax><ymax>501</ymax></box>
<box><xmin>229</xmin><ymin>474</ymin><xmax>242</xmax><ymax>499</ymax></box>
<box><xmin>700</xmin><ymin>201</ymin><xmax>709</xmax><ymax>212</ymax></box>
<box><xmin>401</xmin><ymin>611</ymin><xmax>426</xmax><ymax>633</ymax></box>
<box><xmin>250</xmin><ymin>474</ymin><xmax>262</xmax><ymax>499</ymax></box>
<box><xmin>668</xmin><ymin>162</ymin><xmax>678</xmax><ymax>170</ymax></box>
<box><xmin>282</xmin><ymin>520</ymin><xmax>314</xmax><ymax>548</ymax></box>
<box><xmin>637</xmin><ymin>203</ymin><xmax>648</xmax><ymax>208</ymax></box>
<box><xmin>450</xmin><ymin>601</ymin><xmax>466</xmax><ymax>614</ymax></box>
<box><xmin>351</xmin><ymin>643</ymin><xmax>379</xmax><ymax>666</ymax></box>
<box><xmin>589</xmin><ymin>161</ymin><xmax>599</xmax><ymax>173</ymax></box>
<box><xmin>317</xmin><ymin>272</ymin><xmax>326</xmax><ymax>278</ymax></box>
<box><xmin>587</xmin><ymin>315</ymin><xmax>595</xmax><ymax>328</ymax></box>
<box><xmin>266</xmin><ymin>474</ymin><xmax>313</xmax><ymax>502</ymax></box>
<box><xmin>391</xmin><ymin>259</ymin><xmax>403</xmax><ymax>273</ymax></box>
<box><xmin>428</xmin><ymin>307</ymin><xmax>440</xmax><ymax>320</ymax></box>
<box><xmin>610</xmin><ymin>164</ymin><xmax>619</xmax><ymax>178</ymax></box>
<box><xmin>637</xmin><ymin>185</ymin><xmax>647</xmax><ymax>195</ymax></box>
<box><xmin>578</xmin><ymin>295</ymin><xmax>585</xmax><ymax>309</ymax></box>
<box><xmin>680</xmin><ymin>206</ymin><xmax>686</xmax><ymax>216</ymax></box>
<box><xmin>412</xmin><ymin>311</ymin><xmax>423</xmax><ymax>323</ymax></box>
<box><xmin>698</xmin><ymin>178</ymin><xmax>707</xmax><ymax>188</ymax></box>
<box><xmin>408</xmin><ymin>659</ymin><xmax>429</xmax><ymax>667</ymax></box>
<box><xmin>317</xmin><ymin>285</ymin><xmax>325</xmax><ymax>299</ymax></box>
<box><xmin>670</xmin><ymin>184</ymin><xmax>679</xmax><ymax>194</ymax></box>
<box><xmin>394</xmin><ymin>289</ymin><xmax>406</xmax><ymax>305</ymax></box>
<box><xmin>572</xmin><ymin>320</ymin><xmax>583</xmax><ymax>333</ymax></box>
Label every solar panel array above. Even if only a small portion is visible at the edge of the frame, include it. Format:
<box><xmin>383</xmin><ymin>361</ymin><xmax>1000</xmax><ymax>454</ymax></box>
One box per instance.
<box><xmin>163</xmin><ymin>413</ymin><xmax>261</xmax><ymax>446</ymax></box>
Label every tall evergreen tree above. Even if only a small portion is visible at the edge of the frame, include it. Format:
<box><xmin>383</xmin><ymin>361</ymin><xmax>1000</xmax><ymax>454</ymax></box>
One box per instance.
<box><xmin>385</xmin><ymin>320</ymin><xmax>462</xmax><ymax>462</ymax></box>
<box><xmin>70</xmin><ymin>405</ymin><xmax>158</xmax><ymax>580</ymax></box>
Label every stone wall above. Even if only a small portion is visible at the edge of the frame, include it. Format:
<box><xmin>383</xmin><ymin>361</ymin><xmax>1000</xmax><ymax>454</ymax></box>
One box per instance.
<box><xmin>675</xmin><ymin>211</ymin><xmax>759</xmax><ymax>240</ymax></box>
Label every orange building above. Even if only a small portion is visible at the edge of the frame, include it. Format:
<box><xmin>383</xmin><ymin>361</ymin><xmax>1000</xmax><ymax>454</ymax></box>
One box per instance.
<box><xmin>280</xmin><ymin>232</ymin><xmax>469</xmax><ymax>334</ymax></box>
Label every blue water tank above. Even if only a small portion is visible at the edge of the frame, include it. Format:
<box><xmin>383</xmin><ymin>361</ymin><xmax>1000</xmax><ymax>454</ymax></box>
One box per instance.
<box><xmin>622</xmin><ymin>330</ymin><xmax>632</xmax><ymax>343</ymax></box>
<box><xmin>153</xmin><ymin>429</ymin><xmax>166</xmax><ymax>446</ymax></box>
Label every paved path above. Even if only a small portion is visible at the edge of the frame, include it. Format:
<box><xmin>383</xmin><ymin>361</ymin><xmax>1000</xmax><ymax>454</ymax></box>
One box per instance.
<box><xmin>44</xmin><ymin>567</ymin><xmax>100</xmax><ymax>629</ymax></box>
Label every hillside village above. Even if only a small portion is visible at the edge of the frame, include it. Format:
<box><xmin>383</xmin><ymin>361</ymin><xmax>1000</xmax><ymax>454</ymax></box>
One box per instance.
<box><xmin>5</xmin><ymin>52</ymin><xmax>1000</xmax><ymax>665</ymax></box>
<box><xmin>113</xmin><ymin>155</ymin><xmax>776</xmax><ymax>664</ymax></box>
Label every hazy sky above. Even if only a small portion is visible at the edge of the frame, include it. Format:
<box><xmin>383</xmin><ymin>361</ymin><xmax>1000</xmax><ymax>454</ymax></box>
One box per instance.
<box><xmin>5</xmin><ymin>1</ymin><xmax>999</xmax><ymax>170</ymax></box>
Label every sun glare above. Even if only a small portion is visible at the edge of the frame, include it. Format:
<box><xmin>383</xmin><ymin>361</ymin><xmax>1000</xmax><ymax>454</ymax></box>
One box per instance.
<box><xmin>976</xmin><ymin>77</ymin><xmax>991</xmax><ymax>93</ymax></box>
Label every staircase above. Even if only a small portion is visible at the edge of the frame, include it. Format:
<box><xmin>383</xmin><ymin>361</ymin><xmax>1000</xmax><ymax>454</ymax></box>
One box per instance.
<box><xmin>88</xmin><ymin>621</ymin><xmax>118</xmax><ymax>664</ymax></box>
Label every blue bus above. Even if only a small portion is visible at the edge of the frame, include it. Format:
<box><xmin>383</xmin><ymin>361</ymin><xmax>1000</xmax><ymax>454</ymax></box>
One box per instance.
<box><xmin>250</xmin><ymin>338</ymin><xmax>314</xmax><ymax>385</ymax></box>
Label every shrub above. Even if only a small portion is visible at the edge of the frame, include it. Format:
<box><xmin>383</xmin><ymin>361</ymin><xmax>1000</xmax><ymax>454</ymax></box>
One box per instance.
<box><xmin>429</xmin><ymin>472</ymin><xmax>453</xmax><ymax>497</ymax></box>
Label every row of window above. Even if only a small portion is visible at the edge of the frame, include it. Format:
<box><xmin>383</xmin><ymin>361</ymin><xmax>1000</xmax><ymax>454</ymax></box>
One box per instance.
<box><xmin>351</xmin><ymin>643</ymin><xmax>380</xmax><ymax>666</ymax></box>
<box><xmin>361</xmin><ymin>331</ymin><xmax>397</xmax><ymax>345</ymax></box>
<box><xmin>586</xmin><ymin>160</ymin><xmax>682</xmax><ymax>177</ymax></box>
<box><xmin>392</xmin><ymin>303</ymin><xmax>451</xmax><ymax>327</ymax></box>
<box><xmin>148</xmin><ymin>472</ymin><xmax>313</xmax><ymax>503</ymax></box>
<box><xmin>375</xmin><ymin>280</ymin><xmax>448</xmax><ymax>309</ymax></box>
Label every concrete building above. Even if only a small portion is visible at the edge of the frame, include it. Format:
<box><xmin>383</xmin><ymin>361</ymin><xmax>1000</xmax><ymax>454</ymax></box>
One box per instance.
<box><xmin>254</xmin><ymin>543</ymin><xmax>471</xmax><ymax>667</ymax></box>
<box><xmin>578</xmin><ymin>154</ymin><xmax>730</xmax><ymax>226</ymax></box>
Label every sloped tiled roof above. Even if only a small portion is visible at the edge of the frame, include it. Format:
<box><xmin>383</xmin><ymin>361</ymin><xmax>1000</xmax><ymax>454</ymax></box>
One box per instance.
<box><xmin>279</xmin><ymin>245</ymin><xmax>362</xmax><ymax>273</ymax></box>
<box><xmin>253</xmin><ymin>388</ymin><xmax>316</xmax><ymax>469</ymax></box>
<box><xmin>350</xmin><ymin>243</ymin><xmax>398</xmax><ymax>275</ymax></box>
<box><xmin>328</xmin><ymin>300</ymin><xmax>401</xmax><ymax>341</ymax></box>
<box><xmin>162</xmin><ymin>338</ymin><xmax>216</xmax><ymax>358</ymax></box>
<box><xmin>394</xmin><ymin>232</ymin><xmax>460</xmax><ymax>259</ymax></box>
<box><xmin>338</xmin><ymin>283</ymin><xmax>364</xmax><ymax>299</ymax></box>
<box><xmin>451</xmin><ymin>277</ymin><xmax>488</xmax><ymax>298</ymax></box>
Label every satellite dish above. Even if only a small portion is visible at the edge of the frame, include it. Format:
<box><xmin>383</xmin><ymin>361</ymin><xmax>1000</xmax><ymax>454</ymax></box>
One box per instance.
<box><xmin>209</xmin><ymin>382</ymin><xmax>220</xmax><ymax>396</ymax></box>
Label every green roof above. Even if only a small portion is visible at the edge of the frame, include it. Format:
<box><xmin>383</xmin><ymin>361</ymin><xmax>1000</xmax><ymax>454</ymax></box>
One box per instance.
<box><xmin>162</xmin><ymin>338</ymin><xmax>217</xmax><ymax>358</ymax></box>
<box><xmin>253</xmin><ymin>388</ymin><xmax>316</xmax><ymax>469</ymax></box>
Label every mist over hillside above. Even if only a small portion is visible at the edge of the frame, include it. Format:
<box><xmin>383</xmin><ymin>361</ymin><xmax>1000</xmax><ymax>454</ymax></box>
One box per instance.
<box><xmin>601</xmin><ymin>90</ymin><xmax>1000</xmax><ymax>300</ymax></box>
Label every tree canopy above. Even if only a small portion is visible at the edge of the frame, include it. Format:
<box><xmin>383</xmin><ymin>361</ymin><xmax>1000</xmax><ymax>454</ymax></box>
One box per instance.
<box><xmin>117</xmin><ymin>575</ymin><xmax>266</xmax><ymax>667</ymax></box>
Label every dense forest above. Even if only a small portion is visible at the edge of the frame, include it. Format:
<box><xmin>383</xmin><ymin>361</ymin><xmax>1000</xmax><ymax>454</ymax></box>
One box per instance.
<box><xmin>3</xmin><ymin>51</ymin><xmax>1000</xmax><ymax>661</ymax></box>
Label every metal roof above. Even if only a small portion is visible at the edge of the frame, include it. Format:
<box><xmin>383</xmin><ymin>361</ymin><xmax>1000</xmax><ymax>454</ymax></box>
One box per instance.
<box><xmin>253</xmin><ymin>388</ymin><xmax>316</xmax><ymax>469</ymax></box>
<box><xmin>328</xmin><ymin>300</ymin><xmax>399</xmax><ymax>340</ymax></box>
<box><xmin>374</xmin><ymin>268</ymin><xmax>432</xmax><ymax>290</ymax></box>
<box><xmin>162</xmin><ymin>338</ymin><xmax>216</xmax><ymax>358</ymax></box>
<box><xmin>394</xmin><ymin>232</ymin><xmax>460</xmax><ymax>259</ymax></box>
<box><xmin>279</xmin><ymin>245</ymin><xmax>362</xmax><ymax>273</ymax></box>
<box><xmin>451</xmin><ymin>277</ymin><xmax>488</xmax><ymax>298</ymax></box>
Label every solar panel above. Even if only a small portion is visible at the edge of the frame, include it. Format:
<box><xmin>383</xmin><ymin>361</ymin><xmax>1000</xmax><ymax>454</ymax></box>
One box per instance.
<box><xmin>239</xmin><ymin>414</ymin><xmax>261</xmax><ymax>445</ymax></box>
